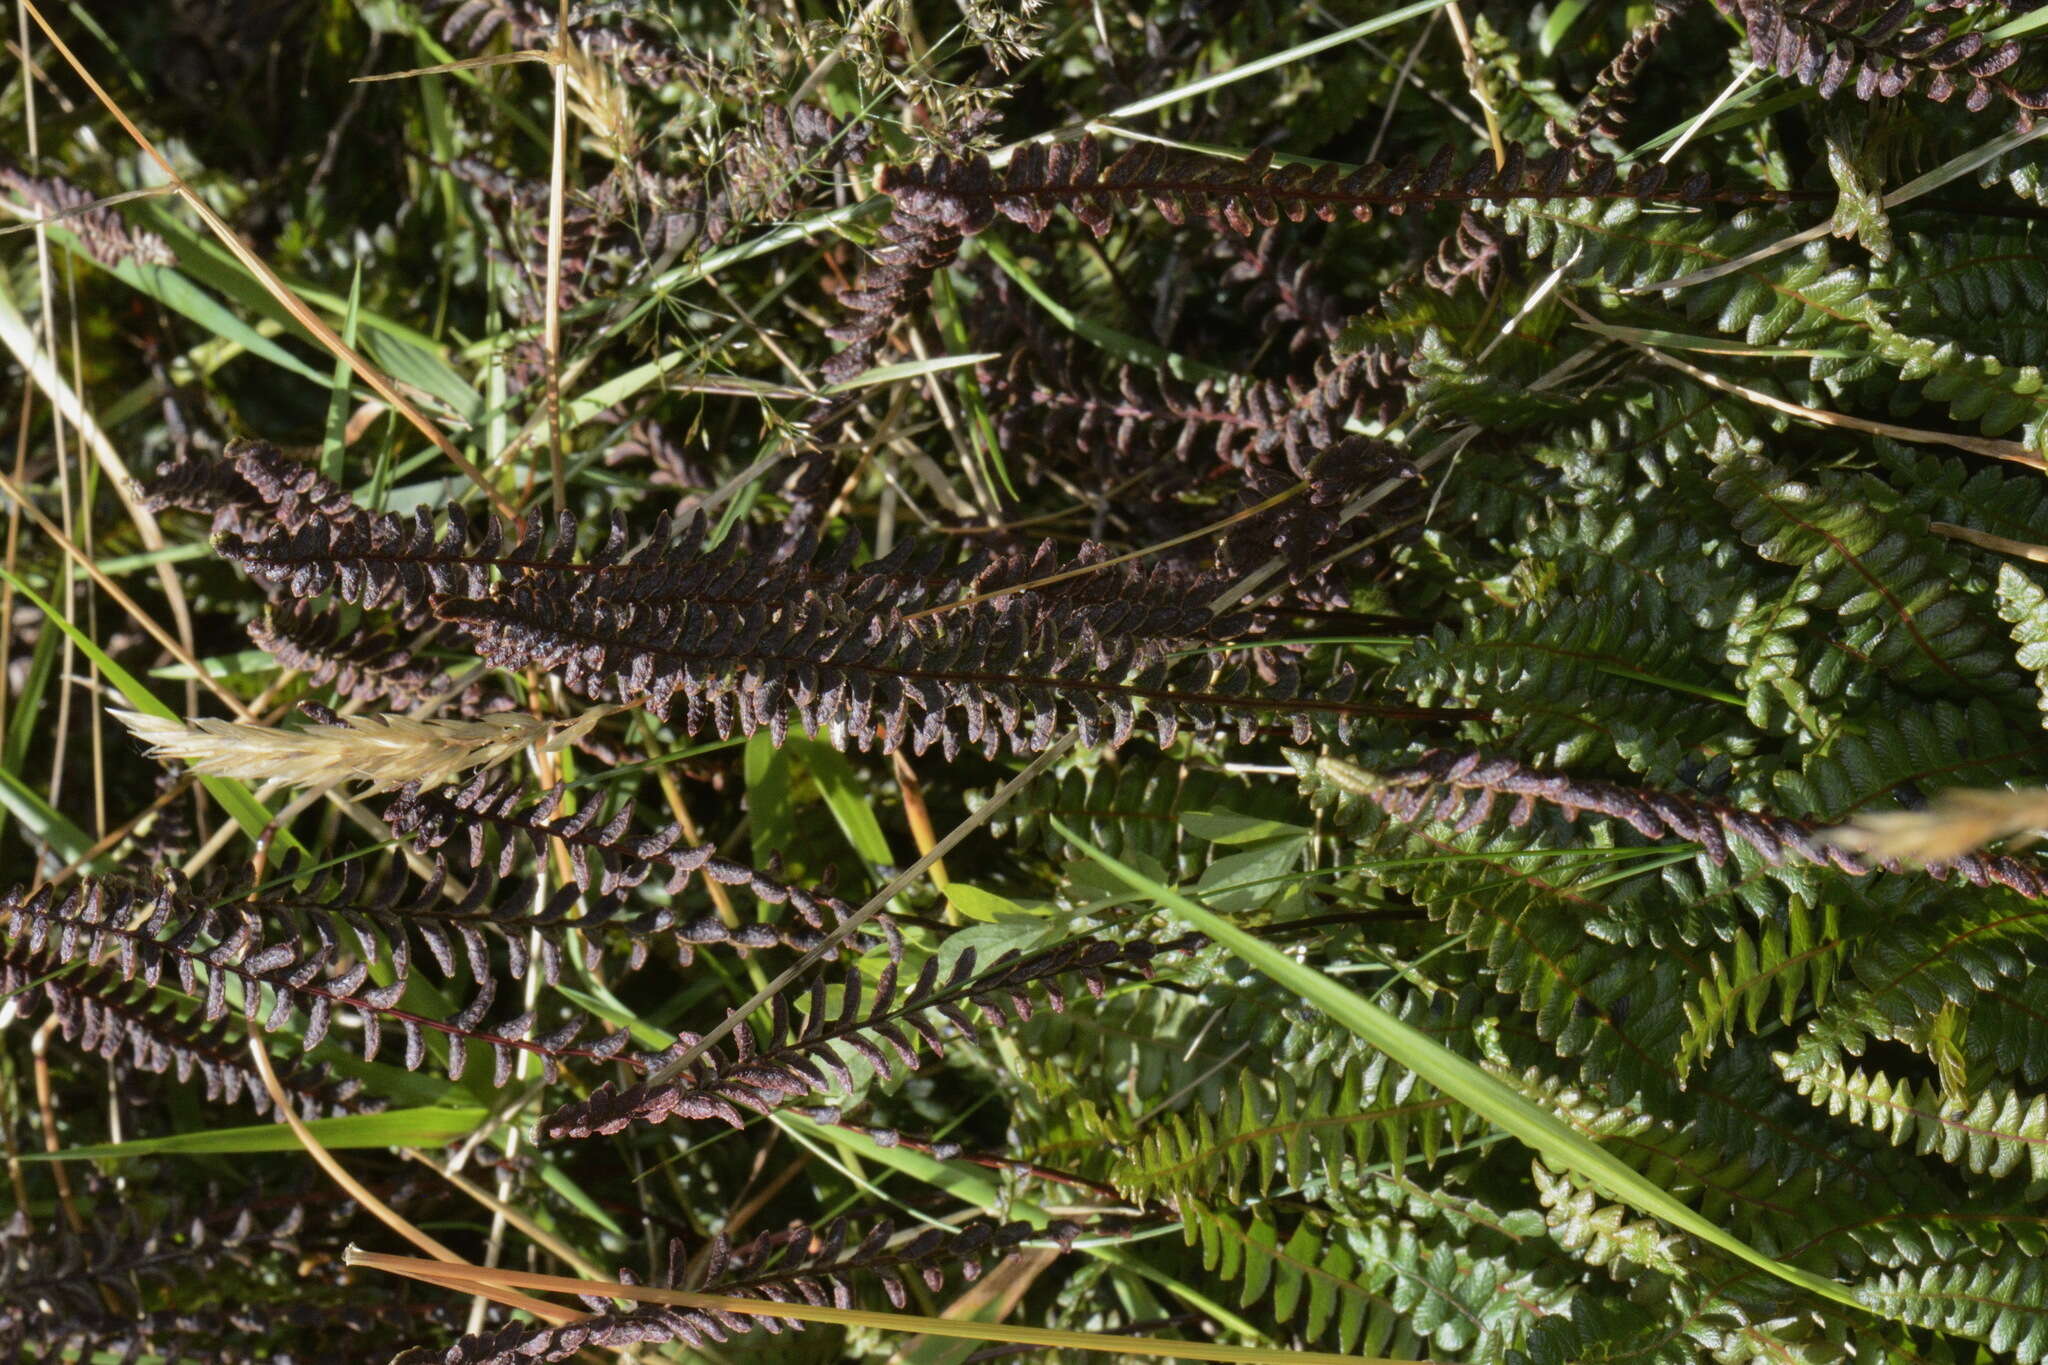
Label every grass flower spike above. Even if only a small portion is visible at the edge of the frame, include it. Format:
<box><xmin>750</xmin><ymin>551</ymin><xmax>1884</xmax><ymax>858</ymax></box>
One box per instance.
<box><xmin>110</xmin><ymin>705</ymin><xmax>628</xmax><ymax>794</ymax></box>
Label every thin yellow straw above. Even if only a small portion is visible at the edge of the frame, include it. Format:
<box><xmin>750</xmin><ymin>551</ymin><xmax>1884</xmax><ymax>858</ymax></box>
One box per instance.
<box><xmin>347</xmin><ymin>1249</ymin><xmax>1423</xmax><ymax>1365</ymax></box>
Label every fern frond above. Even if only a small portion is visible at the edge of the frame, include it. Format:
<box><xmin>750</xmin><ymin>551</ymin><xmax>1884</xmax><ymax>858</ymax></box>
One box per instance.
<box><xmin>247</xmin><ymin>603</ymin><xmax>464</xmax><ymax>712</ymax></box>
<box><xmin>393</xmin><ymin>1215</ymin><xmax>1072</xmax><ymax>1363</ymax></box>
<box><xmin>879</xmin><ymin>137</ymin><xmax>1782</xmax><ymax>242</ymax></box>
<box><xmin>1739</xmin><ymin>0</ymin><xmax>2048</xmax><ymax>112</ymax></box>
<box><xmin>539</xmin><ymin>933</ymin><xmax>1193</xmax><ymax>1137</ymax></box>
<box><xmin>1117</xmin><ymin>1032</ymin><xmax>1485</xmax><ymax>1204</ymax></box>
<box><xmin>0</xmin><ymin>874</ymin><xmax>645</xmax><ymax>1087</ymax></box>
<box><xmin>1859</xmin><ymin>1250</ymin><xmax>2048</xmax><ymax>1364</ymax></box>
<box><xmin>1178</xmin><ymin>1199</ymin><xmax>1571</xmax><ymax>1357</ymax></box>
<box><xmin>1533</xmin><ymin>1162</ymin><xmax>1690</xmax><ymax>1281</ymax></box>
<box><xmin>1712</xmin><ymin>445</ymin><xmax>2016</xmax><ymax>691</ymax></box>
<box><xmin>384</xmin><ymin>771</ymin><xmax>867</xmax><ymax>962</ymax></box>
<box><xmin>1680</xmin><ymin>895</ymin><xmax>1851</xmax><ymax>1075</ymax></box>
<box><xmin>1778</xmin><ymin>1048</ymin><xmax>2048</xmax><ymax>1180</ymax></box>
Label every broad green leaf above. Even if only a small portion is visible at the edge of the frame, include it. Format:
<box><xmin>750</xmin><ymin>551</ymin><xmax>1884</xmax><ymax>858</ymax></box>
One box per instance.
<box><xmin>941</xmin><ymin>883</ymin><xmax>1030</xmax><ymax>924</ymax></box>
<box><xmin>1192</xmin><ymin>836</ymin><xmax>1309</xmax><ymax>916</ymax></box>
<box><xmin>1180</xmin><ymin>808</ymin><xmax>1311</xmax><ymax>845</ymax></box>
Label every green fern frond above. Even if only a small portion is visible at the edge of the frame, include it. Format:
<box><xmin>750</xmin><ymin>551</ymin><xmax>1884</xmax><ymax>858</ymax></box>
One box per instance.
<box><xmin>1860</xmin><ymin>1250</ymin><xmax>2048</xmax><ymax>1363</ymax></box>
<box><xmin>1777</xmin><ymin>1049</ymin><xmax>2048</xmax><ymax>1181</ymax></box>
<box><xmin>1999</xmin><ymin>564</ymin><xmax>2048</xmax><ymax>728</ymax></box>
<box><xmin>1766</xmin><ymin>698</ymin><xmax>2047</xmax><ymax>823</ymax></box>
<box><xmin>980</xmin><ymin>757</ymin><xmax>1299</xmax><ymax>880</ymax></box>
<box><xmin>1118</xmin><ymin>1036</ymin><xmax>1486</xmax><ymax>1203</ymax></box>
<box><xmin>1857</xmin><ymin>305</ymin><xmax>2048</xmax><ymax>451</ymax></box>
<box><xmin>1711</xmin><ymin>445</ymin><xmax>2016</xmax><ymax>691</ymax></box>
<box><xmin>1178</xmin><ymin>1199</ymin><xmax>1572</xmax><ymax>1359</ymax></box>
<box><xmin>1389</xmin><ymin>588</ymin><xmax>1735</xmax><ymax>775</ymax></box>
<box><xmin>1679</xmin><ymin>895</ymin><xmax>1850</xmax><ymax>1076</ymax></box>
<box><xmin>1897</xmin><ymin>226</ymin><xmax>2048</xmax><ymax>324</ymax></box>
<box><xmin>1533</xmin><ymin>1161</ymin><xmax>1690</xmax><ymax>1281</ymax></box>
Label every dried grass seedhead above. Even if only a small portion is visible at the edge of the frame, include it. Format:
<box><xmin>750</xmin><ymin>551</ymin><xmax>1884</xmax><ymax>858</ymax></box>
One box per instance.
<box><xmin>1821</xmin><ymin>788</ymin><xmax>2048</xmax><ymax>865</ymax></box>
<box><xmin>110</xmin><ymin>704</ymin><xmax>628</xmax><ymax>794</ymax></box>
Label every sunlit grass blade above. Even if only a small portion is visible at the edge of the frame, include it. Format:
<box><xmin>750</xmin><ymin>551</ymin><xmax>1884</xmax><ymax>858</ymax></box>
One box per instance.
<box><xmin>1052</xmin><ymin>817</ymin><xmax>1868</xmax><ymax>1315</ymax></box>
<box><xmin>19</xmin><ymin>1106</ymin><xmax>488</xmax><ymax>1161</ymax></box>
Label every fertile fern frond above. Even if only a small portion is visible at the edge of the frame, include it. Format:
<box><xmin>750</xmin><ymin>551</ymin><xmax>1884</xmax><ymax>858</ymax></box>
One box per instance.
<box><xmin>539</xmin><ymin>933</ymin><xmax>1194</xmax><ymax>1137</ymax></box>
<box><xmin>878</xmin><ymin>137</ymin><xmax>1787</xmax><ymax>243</ymax></box>
<box><xmin>383</xmin><ymin>771</ymin><xmax>864</xmax><ymax>961</ymax></box>
<box><xmin>247</xmin><ymin>603</ymin><xmax>463</xmax><ymax>711</ymax></box>
<box><xmin>1738</xmin><ymin>0</ymin><xmax>2048</xmax><ymax>112</ymax></box>
<box><xmin>0</xmin><ymin>873</ymin><xmax>645</xmax><ymax>1087</ymax></box>
<box><xmin>1549</xmin><ymin>0</ymin><xmax>1699</xmax><ymax>148</ymax></box>
<box><xmin>2</xmin><ymin>947</ymin><xmax>371</xmax><ymax>1118</ymax></box>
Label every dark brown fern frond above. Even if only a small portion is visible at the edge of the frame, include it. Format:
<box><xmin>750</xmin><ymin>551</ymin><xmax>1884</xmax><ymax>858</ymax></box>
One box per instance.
<box><xmin>144</xmin><ymin>439</ymin><xmax>365</xmax><ymax>541</ymax></box>
<box><xmin>1738</xmin><ymin>0</ymin><xmax>2048</xmax><ymax>111</ymax></box>
<box><xmin>248</xmin><ymin>603</ymin><xmax>465</xmax><ymax>711</ymax></box>
<box><xmin>820</xmin><ymin>183</ymin><xmax>967</xmax><ymax>384</ymax></box>
<box><xmin>218</xmin><ymin>503</ymin><xmax>576</xmax><ymax>627</ymax></box>
<box><xmin>877</xmin><ymin>137</ymin><xmax>1782</xmax><ymax>243</ymax></box>
<box><xmin>1221</xmin><ymin>229</ymin><xmax>1357</xmax><ymax>366</ymax></box>
<box><xmin>0</xmin><ymin>159</ymin><xmax>173</xmax><ymax>265</ymax></box>
<box><xmin>0</xmin><ymin>873</ymin><xmax>647</xmax><ymax>1088</ymax></box>
<box><xmin>1548</xmin><ymin>0</ymin><xmax>1699</xmax><ymax>148</ymax></box>
<box><xmin>382</xmin><ymin>772</ymin><xmax>870</xmax><ymax>962</ymax></box>
<box><xmin>539</xmin><ymin>933</ymin><xmax>1195</xmax><ymax>1137</ymax></box>
<box><xmin>688</xmin><ymin>102</ymin><xmax>872</xmax><ymax>252</ymax></box>
<box><xmin>429</xmin><ymin>0</ymin><xmax>682</xmax><ymax>86</ymax></box>
<box><xmin>1301</xmin><ymin>749</ymin><xmax>2048</xmax><ymax>900</ymax></box>
<box><xmin>1422</xmin><ymin>209</ymin><xmax>1514</xmax><ymax>295</ymax></box>
<box><xmin>1217</xmin><ymin>436</ymin><xmax>1419</xmax><ymax>576</ymax></box>
<box><xmin>2</xmin><ymin>948</ymin><xmax>372</xmax><ymax>1118</ymax></box>
<box><xmin>975</xmin><ymin>269</ymin><xmax>1407</xmax><ymax>487</ymax></box>
<box><xmin>435</xmin><ymin>576</ymin><xmax>1424</xmax><ymax>758</ymax></box>
<box><xmin>1</xmin><ymin>1192</ymin><xmax>308</xmax><ymax>1361</ymax></box>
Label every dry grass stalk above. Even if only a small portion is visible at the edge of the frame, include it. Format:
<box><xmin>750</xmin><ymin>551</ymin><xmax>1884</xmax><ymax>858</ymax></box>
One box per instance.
<box><xmin>1821</xmin><ymin>788</ymin><xmax>2048</xmax><ymax>866</ymax></box>
<box><xmin>110</xmin><ymin>705</ymin><xmax>627</xmax><ymax>795</ymax></box>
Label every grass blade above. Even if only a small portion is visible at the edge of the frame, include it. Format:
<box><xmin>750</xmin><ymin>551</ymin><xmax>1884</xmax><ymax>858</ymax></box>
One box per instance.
<box><xmin>1053</xmin><ymin>817</ymin><xmax>1867</xmax><ymax>1314</ymax></box>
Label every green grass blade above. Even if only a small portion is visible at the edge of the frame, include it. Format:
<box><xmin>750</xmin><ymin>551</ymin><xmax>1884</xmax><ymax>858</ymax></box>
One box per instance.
<box><xmin>19</xmin><ymin>1105</ymin><xmax>488</xmax><ymax>1160</ymax></box>
<box><xmin>0</xmin><ymin>767</ymin><xmax>93</xmax><ymax>863</ymax></box>
<box><xmin>0</xmin><ymin>568</ymin><xmax>301</xmax><ymax>856</ymax></box>
<box><xmin>788</xmin><ymin>736</ymin><xmax>896</xmax><ymax>874</ymax></box>
<box><xmin>821</xmin><ymin>351</ymin><xmax>999</xmax><ymax>394</ymax></box>
<box><xmin>1053</xmin><ymin>817</ymin><xmax>1867</xmax><ymax>1314</ymax></box>
<box><xmin>322</xmin><ymin>259</ymin><xmax>364</xmax><ymax>484</ymax></box>
<box><xmin>1103</xmin><ymin>0</ymin><xmax>1452</xmax><ymax>121</ymax></box>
